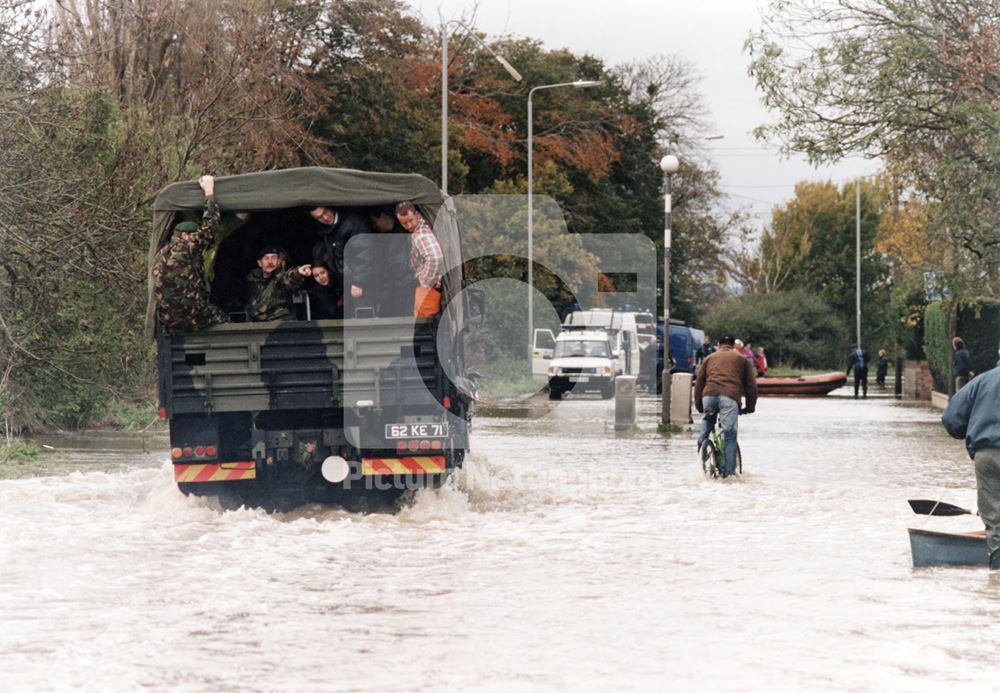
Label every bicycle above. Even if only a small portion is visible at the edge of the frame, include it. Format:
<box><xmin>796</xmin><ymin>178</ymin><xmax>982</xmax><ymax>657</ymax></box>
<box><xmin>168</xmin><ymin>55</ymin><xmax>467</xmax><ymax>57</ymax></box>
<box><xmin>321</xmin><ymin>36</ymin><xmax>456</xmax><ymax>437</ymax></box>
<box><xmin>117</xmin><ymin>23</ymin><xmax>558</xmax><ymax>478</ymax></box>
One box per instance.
<box><xmin>699</xmin><ymin>405</ymin><xmax>742</xmax><ymax>479</ymax></box>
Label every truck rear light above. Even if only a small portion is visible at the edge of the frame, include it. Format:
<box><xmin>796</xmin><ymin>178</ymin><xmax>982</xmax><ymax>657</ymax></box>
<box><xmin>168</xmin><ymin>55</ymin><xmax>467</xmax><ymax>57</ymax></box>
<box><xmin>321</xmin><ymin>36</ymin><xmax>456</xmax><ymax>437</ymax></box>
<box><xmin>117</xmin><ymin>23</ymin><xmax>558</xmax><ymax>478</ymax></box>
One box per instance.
<box><xmin>407</xmin><ymin>440</ymin><xmax>419</xmax><ymax>452</ymax></box>
<box><xmin>396</xmin><ymin>441</ymin><xmax>407</xmax><ymax>453</ymax></box>
<box><xmin>206</xmin><ymin>445</ymin><xmax>217</xmax><ymax>457</ymax></box>
<box><xmin>195</xmin><ymin>446</ymin><xmax>206</xmax><ymax>457</ymax></box>
<box><xmin>171</xmin><ymin>447</ymin><xmax>183</xmax><ymax>459</ymax></box>
<box><xmin>158</xmin><ymin>407</ymin><xmax>167</xmax><ymax>419</ymax></box>
<box><xmin>419</xmin><ymin>440</ymin><xmax>431</xmax><ymax>451</ymax></box>
<box><xmin>443</xmin><ymin>396</ymin><xmax>452</xmax><ymax>409</ymax></box>
<box><xmin>431</xmin><ymin>440</ymin><xmax>442</xmax><ymax>451</ymax></box>
<box><xmin>182</xmin><ymin>446</ymin><xmax>193</xmax><ymax>458</ymax></box>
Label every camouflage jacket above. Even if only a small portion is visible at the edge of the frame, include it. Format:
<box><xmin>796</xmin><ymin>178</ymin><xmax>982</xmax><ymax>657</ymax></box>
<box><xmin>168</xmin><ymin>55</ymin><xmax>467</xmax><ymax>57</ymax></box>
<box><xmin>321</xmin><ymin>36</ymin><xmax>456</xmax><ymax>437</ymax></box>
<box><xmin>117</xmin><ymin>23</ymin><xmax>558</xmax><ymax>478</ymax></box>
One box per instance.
<box><xmin>245</xmin><ymin>267</ymin><xmax>306</xmax><ymax>322</ymax></box>
<box><xmin>152</xmin><ymin>196</ymin><xmax>227</xmax><ymax>332</ymax></box>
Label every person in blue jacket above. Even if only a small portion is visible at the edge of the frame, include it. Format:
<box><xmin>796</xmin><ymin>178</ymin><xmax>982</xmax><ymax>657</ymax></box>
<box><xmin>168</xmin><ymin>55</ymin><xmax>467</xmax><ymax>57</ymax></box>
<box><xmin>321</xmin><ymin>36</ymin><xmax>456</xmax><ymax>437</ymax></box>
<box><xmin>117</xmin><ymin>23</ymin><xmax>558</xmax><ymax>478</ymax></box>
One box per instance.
<box><xmin>942</xmin><ymin>366</ymin><xmax>1000</xmax><ymax>569</ymax></box>
<box><xmin>846</xmin><ymin>346</ymin><xmax>870</xmax><ymax>399</ymax></box>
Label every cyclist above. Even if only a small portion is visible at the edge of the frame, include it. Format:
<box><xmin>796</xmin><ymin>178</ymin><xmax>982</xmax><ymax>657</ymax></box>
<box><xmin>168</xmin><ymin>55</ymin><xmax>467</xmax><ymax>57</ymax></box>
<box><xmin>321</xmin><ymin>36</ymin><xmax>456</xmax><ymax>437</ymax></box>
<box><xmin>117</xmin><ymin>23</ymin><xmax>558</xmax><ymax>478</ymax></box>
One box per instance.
<box><xmin>694</xmin><ymin>334</ymin><xmax>758</xmax><ymax>477</ymax></box>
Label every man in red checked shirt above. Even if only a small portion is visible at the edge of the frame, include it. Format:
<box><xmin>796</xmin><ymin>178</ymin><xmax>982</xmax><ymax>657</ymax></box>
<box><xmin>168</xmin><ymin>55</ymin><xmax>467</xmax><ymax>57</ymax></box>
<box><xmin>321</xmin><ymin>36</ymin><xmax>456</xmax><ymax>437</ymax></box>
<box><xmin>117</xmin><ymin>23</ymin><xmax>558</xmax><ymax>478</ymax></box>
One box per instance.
<box><xmin>395</xmin><ymin>201</ymin><xmax>444</xmax><ymax>317</ymax></box>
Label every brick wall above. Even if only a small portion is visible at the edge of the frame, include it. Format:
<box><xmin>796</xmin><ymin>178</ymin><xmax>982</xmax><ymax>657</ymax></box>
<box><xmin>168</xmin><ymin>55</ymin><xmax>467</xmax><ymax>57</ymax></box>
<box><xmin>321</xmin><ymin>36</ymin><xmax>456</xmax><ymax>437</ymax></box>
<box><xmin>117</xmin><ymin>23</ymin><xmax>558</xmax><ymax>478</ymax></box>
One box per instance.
<box><xmin>903</xmin><ymin>360</ymin><xmax>933</xmax><ymax>401</ymax></box>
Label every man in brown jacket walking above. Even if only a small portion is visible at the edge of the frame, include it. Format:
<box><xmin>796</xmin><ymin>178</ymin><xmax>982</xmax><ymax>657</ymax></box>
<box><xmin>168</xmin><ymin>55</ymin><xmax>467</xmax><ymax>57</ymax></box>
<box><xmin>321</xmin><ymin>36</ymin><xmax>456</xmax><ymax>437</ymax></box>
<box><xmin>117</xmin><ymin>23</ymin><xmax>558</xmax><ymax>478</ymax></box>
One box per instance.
<box><xmin>694</xmin><ymin>334</ymin><xmax>758</xmax><ymax>477</ymax></box>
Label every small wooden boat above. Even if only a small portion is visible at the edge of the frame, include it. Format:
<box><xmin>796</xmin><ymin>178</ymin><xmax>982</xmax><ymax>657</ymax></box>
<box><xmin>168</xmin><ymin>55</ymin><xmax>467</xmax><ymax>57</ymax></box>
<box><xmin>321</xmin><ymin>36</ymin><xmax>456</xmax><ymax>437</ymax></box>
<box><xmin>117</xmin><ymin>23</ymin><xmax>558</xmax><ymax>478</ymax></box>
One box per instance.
<box><xmin>756</xmin><ymin>372</ymin><xmax>847</xmax><ymax>396</ymax></box>
<box><xmin>908</xmin><ymin>527</ymin><xmax>988</xmax><ymax>567</ymax></box>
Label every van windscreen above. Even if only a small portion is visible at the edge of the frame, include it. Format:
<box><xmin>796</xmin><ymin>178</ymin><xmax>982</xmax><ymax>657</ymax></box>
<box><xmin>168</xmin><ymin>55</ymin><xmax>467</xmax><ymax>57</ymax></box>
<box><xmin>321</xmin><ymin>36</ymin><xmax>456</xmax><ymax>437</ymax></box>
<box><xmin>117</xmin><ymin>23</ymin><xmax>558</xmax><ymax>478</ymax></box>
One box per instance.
<box><xmin>555</xmin><ymin>340</ymin><xmax>610</xmax><ymax>359</ymax></box>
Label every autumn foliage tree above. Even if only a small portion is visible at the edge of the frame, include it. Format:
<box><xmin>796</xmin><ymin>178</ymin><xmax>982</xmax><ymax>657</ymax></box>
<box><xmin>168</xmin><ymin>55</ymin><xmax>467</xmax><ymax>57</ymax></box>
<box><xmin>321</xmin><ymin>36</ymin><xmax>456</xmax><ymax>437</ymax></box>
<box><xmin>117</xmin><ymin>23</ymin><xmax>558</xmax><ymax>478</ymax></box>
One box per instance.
<box><xmin>748</xmin><ymin>0</ymin><xmax>1000</xmax><ymax>300</ymax></box>
<box><xmin>0</xmin><ymin>0</ymin><xmax>330</xmax><ymax>430</ymax></box>
<box><xmin>1</xmin><ymin>0</ymin><xmax>740</xmax><ymax>429</ymax></box>
<box><xmin>312</xmin><ymin>2</ymin><xmax>738</xmax><ymax>325</ymax></box>
<box><xmin>733</xmin><ymin>178</ymin><xmax>900</xmax><ymax>356</ymax></box>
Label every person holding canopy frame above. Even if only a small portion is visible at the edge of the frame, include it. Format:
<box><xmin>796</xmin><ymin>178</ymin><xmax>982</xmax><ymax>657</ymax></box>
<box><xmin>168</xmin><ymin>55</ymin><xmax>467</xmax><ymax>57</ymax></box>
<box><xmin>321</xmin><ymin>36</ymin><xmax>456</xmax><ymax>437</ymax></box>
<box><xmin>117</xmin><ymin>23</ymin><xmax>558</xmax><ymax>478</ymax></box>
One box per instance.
<box><xmin>151</xmin><ymin>175</ymin><xmax>229</xmax><ymax>332</ymax></box>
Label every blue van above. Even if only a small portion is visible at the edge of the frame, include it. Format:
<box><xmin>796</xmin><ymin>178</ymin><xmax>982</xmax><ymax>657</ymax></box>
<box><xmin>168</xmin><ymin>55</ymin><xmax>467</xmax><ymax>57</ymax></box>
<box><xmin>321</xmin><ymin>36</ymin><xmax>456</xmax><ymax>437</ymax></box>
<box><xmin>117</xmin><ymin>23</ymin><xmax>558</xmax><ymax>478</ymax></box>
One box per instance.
<box><xmin>670</xmin><ymin>323</ymin><xmax>704</xmax><ymax>374</ymax></box>
<box><xmin>644</xmin><ymin>321</ymin><xmax>704</xmax><ymax>392</ymax></box>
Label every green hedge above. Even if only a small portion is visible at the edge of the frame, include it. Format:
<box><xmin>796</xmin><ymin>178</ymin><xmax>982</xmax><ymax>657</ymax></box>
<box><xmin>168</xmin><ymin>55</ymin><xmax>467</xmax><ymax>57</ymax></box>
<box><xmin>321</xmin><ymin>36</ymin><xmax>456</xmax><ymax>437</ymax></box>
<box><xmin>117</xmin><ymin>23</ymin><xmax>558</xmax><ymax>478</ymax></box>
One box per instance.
<box><xmin>703</xmin><ymin>289</ymin><xmax>847</xmax><ymax>368</ymax></box>
<box><xmin>924</xmin><ymin>301</ymin><xmax>950</xmax><ymax>391</ymax></box>
<box><xmin>925</xmin><ymin>298</ymin><xmax>1000</xmax><ymax>391</ymax></box>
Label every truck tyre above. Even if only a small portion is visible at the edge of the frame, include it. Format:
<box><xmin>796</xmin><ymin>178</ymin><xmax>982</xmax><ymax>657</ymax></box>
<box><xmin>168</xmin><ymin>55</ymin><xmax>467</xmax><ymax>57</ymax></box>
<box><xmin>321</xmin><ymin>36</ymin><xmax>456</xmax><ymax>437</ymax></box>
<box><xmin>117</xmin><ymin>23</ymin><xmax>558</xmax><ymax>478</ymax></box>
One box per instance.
<box><xmin>548</xmin><ymin>388</ymin><xmax>563</xmax><ymax>400</ymax></box>
<box><xmin>600</xmin><ymin>384</ymin><xmax>614</xmax><ymax>399</ymax></box>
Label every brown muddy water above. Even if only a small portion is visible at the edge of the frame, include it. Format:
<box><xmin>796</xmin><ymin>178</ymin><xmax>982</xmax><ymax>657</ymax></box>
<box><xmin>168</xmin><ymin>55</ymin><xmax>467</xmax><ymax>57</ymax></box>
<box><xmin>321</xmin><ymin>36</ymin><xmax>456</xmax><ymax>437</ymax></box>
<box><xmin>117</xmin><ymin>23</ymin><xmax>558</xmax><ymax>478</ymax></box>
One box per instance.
<box><xmin>2</xmin><ymin>390</ymin><xmax>998</xmax><ymax>691</ymax></box>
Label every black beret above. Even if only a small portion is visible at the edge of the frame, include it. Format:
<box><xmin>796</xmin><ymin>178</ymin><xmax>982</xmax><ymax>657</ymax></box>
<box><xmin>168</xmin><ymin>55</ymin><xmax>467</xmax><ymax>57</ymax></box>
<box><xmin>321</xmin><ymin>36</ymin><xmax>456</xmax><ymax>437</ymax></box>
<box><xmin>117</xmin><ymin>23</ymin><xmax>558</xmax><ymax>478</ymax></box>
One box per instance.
<box><xmin>258</xmin><ymin>245</ymin><xmax>285</xmax><ymax>259</ymax></box>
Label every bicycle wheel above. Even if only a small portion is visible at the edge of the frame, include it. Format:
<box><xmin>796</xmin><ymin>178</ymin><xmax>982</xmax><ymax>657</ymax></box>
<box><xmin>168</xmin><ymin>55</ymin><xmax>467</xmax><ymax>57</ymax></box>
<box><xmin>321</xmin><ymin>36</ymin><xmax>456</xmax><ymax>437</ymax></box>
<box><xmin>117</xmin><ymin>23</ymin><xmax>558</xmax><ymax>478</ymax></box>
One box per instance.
<box><xmin>701</xmin><ymin>439</ymin><xmax>721</xmax><ymax>479</ymax></box>
<box><xmin>701</xmin><ymin>438</ymin><xmax>719</xmax><ymax>479</ymax></box>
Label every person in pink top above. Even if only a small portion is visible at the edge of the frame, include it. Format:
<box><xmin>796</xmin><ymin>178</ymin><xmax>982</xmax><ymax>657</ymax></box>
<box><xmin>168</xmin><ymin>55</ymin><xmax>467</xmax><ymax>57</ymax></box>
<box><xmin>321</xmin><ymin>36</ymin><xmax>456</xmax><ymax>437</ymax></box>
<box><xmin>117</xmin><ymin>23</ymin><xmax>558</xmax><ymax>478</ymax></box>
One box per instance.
<box><xmin>735</xmin><ymin>339</ymin><xmax>756</xmax><ymax>372</ymax></box>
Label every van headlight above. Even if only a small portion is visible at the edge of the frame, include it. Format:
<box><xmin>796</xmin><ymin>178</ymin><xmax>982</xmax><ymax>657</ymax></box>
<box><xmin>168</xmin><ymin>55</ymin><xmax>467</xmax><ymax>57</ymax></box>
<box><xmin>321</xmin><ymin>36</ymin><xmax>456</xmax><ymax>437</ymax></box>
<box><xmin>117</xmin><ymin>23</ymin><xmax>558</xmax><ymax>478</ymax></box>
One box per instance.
<box><xmin>603</xmin><ymin>366</ymin><xmax>613</xmax><ymax>376</ymax></box>
<box><xmin>547</xmin><ymin>366</ymin><xmax>558</xmax><ymax>376</ymax></box>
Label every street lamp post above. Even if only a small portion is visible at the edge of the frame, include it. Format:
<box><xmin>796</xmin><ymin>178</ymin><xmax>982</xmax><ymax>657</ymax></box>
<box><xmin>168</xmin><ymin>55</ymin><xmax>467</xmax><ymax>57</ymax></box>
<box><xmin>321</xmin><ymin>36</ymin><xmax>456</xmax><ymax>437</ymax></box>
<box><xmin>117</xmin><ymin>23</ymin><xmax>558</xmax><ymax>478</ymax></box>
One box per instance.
<box><xmin>660</xmin><ymin>154</ymin><xmax>679</xmax><ymax>425</ymax></box>
<box><xmin>527</xmin><ymin>80</ymin><xmax>601</xmax><ymax>355</ymax></box>
<box><xmin>441</xmin><ymin>21</ymin><xmax>522</xmax><ymax>195</ymax></box>
<box><xmin>855</xmin><ymin>177</ymin><xmax>862</xmax><ymax>349</ymax></box>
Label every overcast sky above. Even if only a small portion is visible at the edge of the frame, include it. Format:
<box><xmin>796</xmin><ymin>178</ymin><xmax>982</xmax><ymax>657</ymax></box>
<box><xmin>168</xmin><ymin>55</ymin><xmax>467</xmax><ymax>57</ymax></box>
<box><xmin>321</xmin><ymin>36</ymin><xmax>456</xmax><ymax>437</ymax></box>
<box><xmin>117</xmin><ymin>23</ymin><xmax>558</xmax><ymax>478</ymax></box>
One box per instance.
<box><xmin>408</xmin><ymin>0</ymin><xmax>881</xmax><ymax>227</ymax></box>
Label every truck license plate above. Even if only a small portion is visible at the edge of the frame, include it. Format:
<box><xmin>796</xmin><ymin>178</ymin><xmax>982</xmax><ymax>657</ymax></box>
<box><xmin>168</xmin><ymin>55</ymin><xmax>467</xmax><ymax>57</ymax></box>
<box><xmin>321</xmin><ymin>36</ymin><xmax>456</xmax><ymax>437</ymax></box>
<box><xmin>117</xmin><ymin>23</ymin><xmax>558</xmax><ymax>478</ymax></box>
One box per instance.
<box><xmin>569</xmin><ymin>376</ymin><xmax>589</xmax><ymax>383</ymax></box>
<box><xmin>385</xmin><ymin>423</ymin><xmax>449</xmax><ymax>438</ymax></box>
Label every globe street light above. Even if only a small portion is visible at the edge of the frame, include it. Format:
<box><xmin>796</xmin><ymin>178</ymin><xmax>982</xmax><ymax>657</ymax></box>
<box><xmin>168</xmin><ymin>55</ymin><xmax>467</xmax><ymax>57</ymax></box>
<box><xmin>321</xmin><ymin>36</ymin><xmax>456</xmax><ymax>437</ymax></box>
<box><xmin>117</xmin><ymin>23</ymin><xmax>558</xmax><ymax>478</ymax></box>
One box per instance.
<box><xmin>441</xmin><ymin>20</ymin><xmax>522</xmax><ymax>195</ymax></box>
<box><xmin>660</xmin><ymin>153</ymin><xmax>679</xmax><ymax>425</ymax></box>
<box><xmin>527</xmin><ymin>80</ymin><xmax>602</xmax><ymax>356</ymax></box>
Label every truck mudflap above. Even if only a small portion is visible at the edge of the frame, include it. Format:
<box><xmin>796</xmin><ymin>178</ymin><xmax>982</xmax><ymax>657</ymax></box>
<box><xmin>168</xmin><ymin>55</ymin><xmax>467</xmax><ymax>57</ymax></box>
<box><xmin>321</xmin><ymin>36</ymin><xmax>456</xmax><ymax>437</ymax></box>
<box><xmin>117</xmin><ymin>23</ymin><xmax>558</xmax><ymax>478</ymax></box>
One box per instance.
<box><xmin>173</xmin><ymin>461</ymin><xmax>256</xmax><ymax>483</ymax></box>
<box><xmin>361</xmin><ymin>456</ymin><xmax>446</xmax><ymax>475</ymax></box>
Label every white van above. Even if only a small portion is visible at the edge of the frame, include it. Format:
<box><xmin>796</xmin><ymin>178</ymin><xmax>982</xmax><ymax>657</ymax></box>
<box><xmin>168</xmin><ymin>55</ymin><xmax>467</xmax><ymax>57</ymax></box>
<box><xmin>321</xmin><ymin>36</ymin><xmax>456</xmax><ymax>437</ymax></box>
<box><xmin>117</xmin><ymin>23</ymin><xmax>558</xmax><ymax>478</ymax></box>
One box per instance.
<box><xmin>546</xmin><ymin>330</ymin><xmax>616</xmax><ymax>400</ymax></box>
<box><xmin>561</xmin><ymin>309</ymin><xmax>641</xmax><ymax>378</ymax></box>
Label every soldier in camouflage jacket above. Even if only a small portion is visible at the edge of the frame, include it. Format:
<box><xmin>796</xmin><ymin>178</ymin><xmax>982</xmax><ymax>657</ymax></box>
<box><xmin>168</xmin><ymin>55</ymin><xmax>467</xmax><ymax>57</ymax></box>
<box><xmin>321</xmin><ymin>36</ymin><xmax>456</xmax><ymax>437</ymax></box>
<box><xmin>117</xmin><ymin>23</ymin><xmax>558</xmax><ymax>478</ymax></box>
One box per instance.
<box><xmin>152</xmin><ymin>175</ymin><xmax>228</xmax><ymax>332</ymax></box>
<box><xmin>245</xmin><ymin>245</ymin><xmax>312</xmax><ymax>321</ymax></box>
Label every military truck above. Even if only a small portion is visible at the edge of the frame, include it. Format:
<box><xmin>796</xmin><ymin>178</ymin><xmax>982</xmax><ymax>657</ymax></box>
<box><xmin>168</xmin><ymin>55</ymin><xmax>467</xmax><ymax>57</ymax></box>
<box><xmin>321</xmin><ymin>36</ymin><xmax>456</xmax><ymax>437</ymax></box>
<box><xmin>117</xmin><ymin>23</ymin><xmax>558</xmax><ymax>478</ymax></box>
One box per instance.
<box><xmin>146</xmin><ymin>167</ymin><xmax>478</xmax><ymax>510</ymax></box>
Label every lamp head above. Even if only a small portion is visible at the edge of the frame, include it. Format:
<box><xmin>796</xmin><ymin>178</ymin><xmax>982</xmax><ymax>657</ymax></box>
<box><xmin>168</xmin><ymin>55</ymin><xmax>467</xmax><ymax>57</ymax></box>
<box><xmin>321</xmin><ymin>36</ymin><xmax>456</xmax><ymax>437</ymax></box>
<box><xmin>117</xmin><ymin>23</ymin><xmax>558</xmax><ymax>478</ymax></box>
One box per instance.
<box><xmin>573</xmin><ymin>80</ymin><xmax>602</xmax><ymax>88</ymax></box>
<box><xmin>495</xmin><ymin>55</ymin><xmax>523</xmax><ymax>82</ymax></box>
<box><xmin>660</xmin><ymin>155</ymin><xmax>679</xmax><ymax>174</ymax></box>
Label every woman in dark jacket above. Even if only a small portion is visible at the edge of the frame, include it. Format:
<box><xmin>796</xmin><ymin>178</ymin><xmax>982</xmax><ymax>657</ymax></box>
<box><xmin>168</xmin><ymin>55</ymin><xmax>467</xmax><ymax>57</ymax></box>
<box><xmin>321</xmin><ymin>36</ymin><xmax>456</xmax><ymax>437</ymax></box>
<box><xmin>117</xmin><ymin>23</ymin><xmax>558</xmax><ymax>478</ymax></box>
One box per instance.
<box><xmin>307</xmin><ymin>257</ymin><xmax>342</xmax><ymax>319</ymax></box>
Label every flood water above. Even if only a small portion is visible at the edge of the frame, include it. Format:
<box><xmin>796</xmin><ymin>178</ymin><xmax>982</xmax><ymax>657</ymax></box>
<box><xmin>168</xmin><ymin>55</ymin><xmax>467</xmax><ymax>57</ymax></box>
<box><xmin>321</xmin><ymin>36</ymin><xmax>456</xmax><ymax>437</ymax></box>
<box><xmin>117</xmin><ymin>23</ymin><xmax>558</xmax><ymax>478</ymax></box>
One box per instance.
<box><xmin>2</xmin><ymin>390</ymin><xmax>999</xmax><ymax>691</ymax></box>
